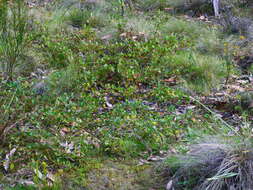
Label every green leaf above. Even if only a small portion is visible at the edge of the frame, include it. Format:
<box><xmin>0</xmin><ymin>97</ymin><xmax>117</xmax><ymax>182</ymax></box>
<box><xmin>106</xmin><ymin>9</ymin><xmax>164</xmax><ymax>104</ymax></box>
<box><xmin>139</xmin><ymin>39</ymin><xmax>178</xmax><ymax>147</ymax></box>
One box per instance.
<box><xmin>207</xmin><ymin>173</ymin><xmax>238</xmax><ymax>181</ymax></box>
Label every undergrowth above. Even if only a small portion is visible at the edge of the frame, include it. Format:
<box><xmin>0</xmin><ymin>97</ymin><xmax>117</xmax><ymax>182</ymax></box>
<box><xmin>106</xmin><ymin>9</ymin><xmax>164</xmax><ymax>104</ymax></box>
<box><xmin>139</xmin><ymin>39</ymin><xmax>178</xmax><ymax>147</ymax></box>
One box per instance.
<box><xmin>0</xmin><ymin>0</ymin><xmax>248</xmax><ymax>189</ymax></box>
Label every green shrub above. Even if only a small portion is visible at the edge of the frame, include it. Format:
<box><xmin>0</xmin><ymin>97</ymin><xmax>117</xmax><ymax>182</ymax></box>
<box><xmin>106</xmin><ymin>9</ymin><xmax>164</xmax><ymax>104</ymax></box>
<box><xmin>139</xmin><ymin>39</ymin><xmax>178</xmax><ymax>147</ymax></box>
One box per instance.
<box><xmin>0</xmin><ymin>0</ymin><xmax>29</xmax><ymax>81</ymax></box>
<box><xmin>0</xmin><ymin>79</ymin><xmax>34</xmax><ymax>139</ymax></box>
<box><xmin>77</xmin><ymin>31</ymin><xmax>225</xmax><ymax>93</ymax></box>
<box><xmin>148</xmin><ymin>84</ymin><xmax>188</xmax><ymax>104</ymax></box>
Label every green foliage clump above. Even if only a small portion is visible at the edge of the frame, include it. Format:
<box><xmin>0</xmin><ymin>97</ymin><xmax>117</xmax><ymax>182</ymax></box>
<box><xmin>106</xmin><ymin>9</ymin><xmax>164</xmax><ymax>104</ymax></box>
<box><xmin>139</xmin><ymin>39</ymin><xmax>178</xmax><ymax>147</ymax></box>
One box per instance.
<box><xmin>148</xmin><ymin>84</ymin><xmax>187</xmax><ymax>104</ymax></box>
<box><xmin>96</xmin><ymin>100</ymin><xmax>191</xmax><ymax>156</ymax></box>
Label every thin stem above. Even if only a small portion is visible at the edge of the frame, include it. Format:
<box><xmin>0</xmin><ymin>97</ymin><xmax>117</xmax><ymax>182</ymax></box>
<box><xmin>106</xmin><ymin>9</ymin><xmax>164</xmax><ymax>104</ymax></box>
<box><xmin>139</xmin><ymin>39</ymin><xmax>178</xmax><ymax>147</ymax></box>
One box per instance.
<box><xmin>190</xmin><ymin>96</ymin><xmax>242</xmax><ymax>137</ymax></box>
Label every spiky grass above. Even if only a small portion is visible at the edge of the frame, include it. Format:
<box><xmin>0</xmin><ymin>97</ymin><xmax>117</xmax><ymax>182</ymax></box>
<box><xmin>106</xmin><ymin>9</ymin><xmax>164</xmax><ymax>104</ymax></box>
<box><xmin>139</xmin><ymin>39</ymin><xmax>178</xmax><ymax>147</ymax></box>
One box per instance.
<box><xmin>163</xmin><ymin>135</ymin><xmax>253</xmax><ymax>190</ymax></box>
<box><xmin>169</xmin><ymin>51</ymin><xmax>225</xmax><ymax>93</ymax></box>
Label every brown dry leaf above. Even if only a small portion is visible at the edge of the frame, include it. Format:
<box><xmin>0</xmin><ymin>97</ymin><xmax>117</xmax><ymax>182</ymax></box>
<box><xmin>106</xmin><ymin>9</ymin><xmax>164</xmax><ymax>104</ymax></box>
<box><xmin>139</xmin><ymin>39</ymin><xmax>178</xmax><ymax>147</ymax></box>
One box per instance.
<box><xmin>101</xmin><ymin>34</ymin><xmax>112</xmax><ymax>41</ymax></box>
<box><xmin>164</xmin><ymin>7</ymin><xmax>173</xmax><ymax>12</ymax></box>
<box><xmin>60</xmin><ymin>127</ymin><xmax>70</xmax><ymax>136</ymax></box>
<box><xmin>138</xmin><ymin>159</ymin><xmax>150</xmax><ymax>166</ymax></box>
<box><xmin>168</xmin><ymin>148</ymin><xmax>177</xmax><ymax>154</ymax></box>
<box><xmin>147</xmin><ymin>155</ymin><xmax>164</xmax><ymax>162</ymax></box>
<box><xmin>163</xmin><ymin>77</ymin><xmax>177</xmax><ymax>85</ymax></box>
<box><xmin>120</xmin><ymin>32</ymin><xmax>127</xmax><ymax>37</ymax></box>
<box><xmin>93</xmin><ymin>142</ymin><xmax>100</xmax><ymax>148</ymax></box>
<box><xmin>227</xmin><ymin>85</ymin><xmax>245</xmax><ymax>92</ymax></box>
<box><xmin>62</xmin><ymin>127</ymin><xmax>70</xmax><ymax>133</ymax></box>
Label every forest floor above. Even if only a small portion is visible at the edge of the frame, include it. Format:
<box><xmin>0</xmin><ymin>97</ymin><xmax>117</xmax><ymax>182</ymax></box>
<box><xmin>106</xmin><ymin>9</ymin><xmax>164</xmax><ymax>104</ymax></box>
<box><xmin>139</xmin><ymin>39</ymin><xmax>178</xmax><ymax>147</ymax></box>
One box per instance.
<box><xmin>0</xmin><ymin>0</ymin><xmax>253</xmax><ymax>190</ymax></box>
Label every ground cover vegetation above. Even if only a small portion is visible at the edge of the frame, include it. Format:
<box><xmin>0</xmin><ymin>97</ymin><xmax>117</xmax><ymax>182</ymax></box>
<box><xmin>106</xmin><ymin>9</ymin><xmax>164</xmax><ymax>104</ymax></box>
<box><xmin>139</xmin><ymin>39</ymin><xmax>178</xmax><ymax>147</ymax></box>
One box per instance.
<box><xmin>0</xmin><ymin>0</ymin><xmax>253</xmax><ymax>189</ymax></box>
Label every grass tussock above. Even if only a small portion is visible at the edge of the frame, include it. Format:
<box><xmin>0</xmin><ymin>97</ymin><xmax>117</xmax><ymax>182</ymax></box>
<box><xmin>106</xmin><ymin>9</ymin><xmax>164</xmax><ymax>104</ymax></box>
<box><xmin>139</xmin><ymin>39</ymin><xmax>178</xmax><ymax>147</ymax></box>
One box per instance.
<box><xmin>162</xmin><ymin>135</ymin><xmax>253</xmax><ymax>190</ymax></box>
<box><xmin>124</xmin><ymin>16</ymin><xmax>156</xmax><ymax>38</ymax></box>
<box><xmin>162</xmin><ymin>18</ymin><xmax>205</xmax><ymax>39</ymax></box>
<box><xmin>169</xmin><ymin>51</ymin><xmax>225</xmax><ymax>92</ymax></box>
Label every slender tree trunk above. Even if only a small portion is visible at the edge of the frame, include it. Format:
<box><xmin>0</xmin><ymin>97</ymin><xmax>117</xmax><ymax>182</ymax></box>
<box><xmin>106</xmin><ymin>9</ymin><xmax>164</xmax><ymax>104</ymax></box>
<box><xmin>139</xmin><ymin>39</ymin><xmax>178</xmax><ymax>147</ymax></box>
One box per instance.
<box><xmin>213</xmin><ymin>0</ymin><xmax>220</xmax><ymax>17</ymax></box>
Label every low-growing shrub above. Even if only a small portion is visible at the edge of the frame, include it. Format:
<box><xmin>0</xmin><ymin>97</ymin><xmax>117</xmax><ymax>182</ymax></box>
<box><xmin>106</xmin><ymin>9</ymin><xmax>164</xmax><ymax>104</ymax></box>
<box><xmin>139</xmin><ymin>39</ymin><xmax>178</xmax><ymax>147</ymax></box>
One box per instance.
<box><xmin>96</xmin><ymin>100</ymin><xmax>192</xmax><ymax>156</ymax></box>
<box><xmin>148</xmin><ymin>84</ymin><xmax>187</xmax><ymax>104</ymax></box>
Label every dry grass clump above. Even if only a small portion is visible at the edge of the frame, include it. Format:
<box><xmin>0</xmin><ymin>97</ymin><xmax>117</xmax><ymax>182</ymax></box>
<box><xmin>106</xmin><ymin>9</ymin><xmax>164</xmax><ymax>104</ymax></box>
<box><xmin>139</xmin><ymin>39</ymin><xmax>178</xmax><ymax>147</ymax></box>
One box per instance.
<box><xmin>163</xmin><ymin>136</ymin><xmax>253</xmax><ymax>190</ymax></box>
